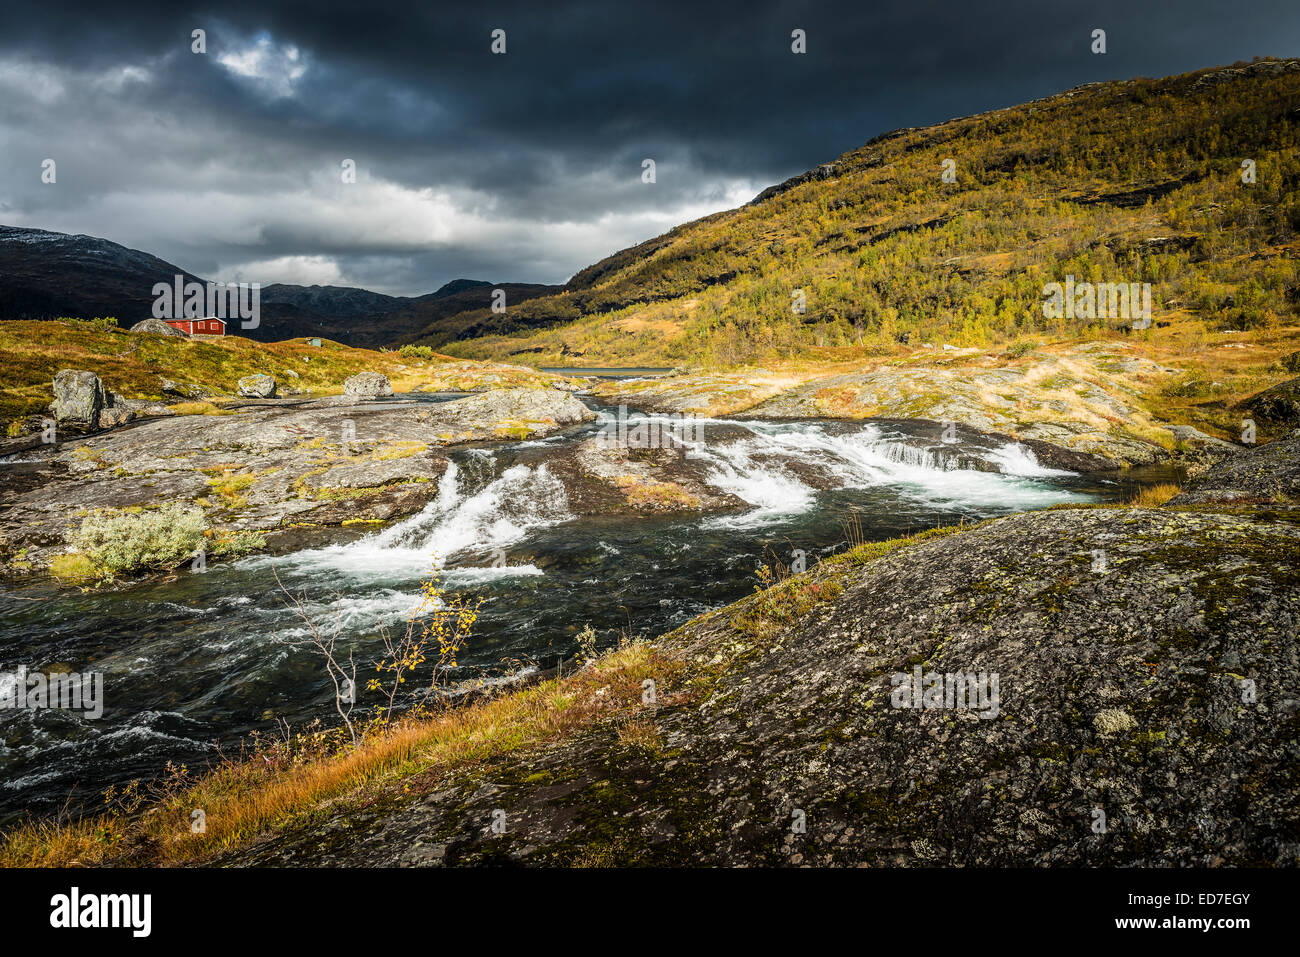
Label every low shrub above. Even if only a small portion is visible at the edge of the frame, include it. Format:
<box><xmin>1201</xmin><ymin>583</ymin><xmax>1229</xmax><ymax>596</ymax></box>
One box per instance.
<box><xmin>68</xmin><ymin>503</ymin><xmax>207</xmax><ymax>580</ymax></box>
<box><xmin>206</xmin><ymin>529</ymin><xmax>267</xmax><ymax>559</ymax></box>
<box><xmin>398</xmin><ymin>345</ymin><xmax>440</xmax><ymax>359</ymax></box>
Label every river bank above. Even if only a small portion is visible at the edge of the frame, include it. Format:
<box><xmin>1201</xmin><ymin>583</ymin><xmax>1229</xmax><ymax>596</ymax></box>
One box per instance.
<box><xmin>0</xmin><ymin>343</ymin><xmax>1261</xmax><ymax>828</ymax></box>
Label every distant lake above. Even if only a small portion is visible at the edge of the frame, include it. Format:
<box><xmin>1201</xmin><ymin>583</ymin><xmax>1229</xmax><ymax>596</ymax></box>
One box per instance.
<box><xmin>540</xmin><ymin>366</ymin><xmax>673</xmax><ymax>379</ymax></box>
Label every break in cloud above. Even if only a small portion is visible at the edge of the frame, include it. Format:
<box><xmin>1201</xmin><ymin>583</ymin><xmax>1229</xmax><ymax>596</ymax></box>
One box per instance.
<box><xmin>0</xmin><ymin>0</ymin><xmax>1296</xmax><ymax>295</ymax></box>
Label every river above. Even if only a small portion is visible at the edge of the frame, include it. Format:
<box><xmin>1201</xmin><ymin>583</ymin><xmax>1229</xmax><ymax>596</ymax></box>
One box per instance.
<box><xmin>0</xmin><ymin>398</ymin><xmax>1178</xmax><ymax>822</ymax></box>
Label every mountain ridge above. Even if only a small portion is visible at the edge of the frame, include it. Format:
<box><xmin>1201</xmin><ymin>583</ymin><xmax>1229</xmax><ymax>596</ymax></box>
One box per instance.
<box><xmin>0</xmin><ymin>224</ymin><xmax>561</xmax><ymax>346</ymax></box>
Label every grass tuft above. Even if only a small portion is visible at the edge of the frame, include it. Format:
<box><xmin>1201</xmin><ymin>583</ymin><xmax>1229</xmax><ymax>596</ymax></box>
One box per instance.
<box><xmin>1129</xmin><ymin>483</ymin><xmax>1182</xmax><ymax>508</ymax></box>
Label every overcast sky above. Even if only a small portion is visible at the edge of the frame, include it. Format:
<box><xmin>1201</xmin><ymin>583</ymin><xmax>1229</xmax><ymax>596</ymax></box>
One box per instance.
<box><xmin>0</xmin><ymin>1</ymin><xmax>1296</xmax><ymax>295</ymax></box>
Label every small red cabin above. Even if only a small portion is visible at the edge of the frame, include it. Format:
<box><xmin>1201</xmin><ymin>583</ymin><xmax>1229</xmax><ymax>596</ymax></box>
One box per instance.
<box><xmin>165</xmin><ymin>317</ymin><xmax>226</xmax><ymax>336</ymax></box>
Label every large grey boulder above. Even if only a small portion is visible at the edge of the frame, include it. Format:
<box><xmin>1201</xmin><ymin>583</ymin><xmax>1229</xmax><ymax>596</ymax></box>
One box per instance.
<box><xmin>343</xmin><ymin>371</ymin><xmax>394</xmax><ymax>399</ymax></box>
<box><xmin>1167</xmin><ymin>431</ymin><xmax>1300</xmax><ymax>507</ymax></box>
<box><xmin>433</xmin><ymin>387</ymin><xmax>593</xmax><ymax>427</ymax></box>
<box><xmin>129</xmin><ymin>318</ymin><xmax>188</xmax><ymax>338</ymax></box>
<box><xmin>237</xmin><ymin>374</ymin><xmax>277</xmax><ymax>398</ymax></box>
<box><xmin>51</xmin><ymin>370</ymin><xmax>105</xmax><ymax>428</ymax></box>
<box><xmin>1243</xmin><ymin>377</ymin><xmax>1300</xmax><ymax>426</ymax></box>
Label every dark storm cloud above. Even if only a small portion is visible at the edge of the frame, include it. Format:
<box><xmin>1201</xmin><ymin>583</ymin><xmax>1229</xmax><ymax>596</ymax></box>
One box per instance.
<box><xmin>0</xmin><ymin>0</ymin><xmax>1296</xmax><ymax>294</ymax></box>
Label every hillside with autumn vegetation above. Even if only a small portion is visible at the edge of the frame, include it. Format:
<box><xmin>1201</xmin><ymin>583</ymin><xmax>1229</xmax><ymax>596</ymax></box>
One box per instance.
<box><xmin>420</xmin><ymin>58</ymin><xmax>1300</xmax><ymax>367</ymax></box>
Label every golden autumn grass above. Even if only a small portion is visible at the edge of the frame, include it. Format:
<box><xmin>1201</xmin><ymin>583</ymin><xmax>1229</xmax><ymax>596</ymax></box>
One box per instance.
<box><xmin>0</xmin><ymin>320</ymin><xmax>566</xmax><ymax>425</ymax></box>
<box><xmin>614</xmin><ymin>474</ymin><xmax>702</xmax><ymax>510</ymax></box>
<box><xmin>0</xmin><ymin>640</ymin><xmax>683</xmax><ymax>868</ymax></box>
<box><xmin>1129</xmin><ymin>483</ymin><xmax>1183</xmax><ymax>507</ymax></box>
<box><xmin>169</xmin><ymin>400</ymin><xmax>234</xmax><ymax>416</ymax></box>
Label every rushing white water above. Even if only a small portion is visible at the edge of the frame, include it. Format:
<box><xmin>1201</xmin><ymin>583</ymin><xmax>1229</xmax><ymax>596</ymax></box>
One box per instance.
<box><xmin>692</xmin><ymin>439</ymin><xmax>817</xmax><ymax>520</ymax></box>
<box><xmin>583</xmin><ymin>409</ymin><xmax>1086</xmax><ymax>529</ymax></box>
<box><xmin>981</xmin><ymin>441</ymin><xmax>1073</xmax><ymax>477</ymax></box>
<box><xmin>256</xmin><ymin>415</ymin><xmax>1090</xmax><ymax>573</ymax></box>
<box><xmin>616</xmin><ymin>417</ymin><xmax>1094</xmax><ymax>528</ymax></box>
<box><xmin>270</xmin><ymin>461</ymin><xmax>569</xmax><ymax>582</ymax></box>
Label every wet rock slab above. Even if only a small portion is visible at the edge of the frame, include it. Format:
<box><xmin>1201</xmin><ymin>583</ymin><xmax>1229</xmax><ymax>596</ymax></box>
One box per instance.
<box><xmin>593</xmin><ymin>346</ymin><xmax>1187</xmax><ymax>470</ymax></box>
<box><xmin>0</xmin><ymin>388</ymin><xmax>594</xmax><ymax>573</ymax></box>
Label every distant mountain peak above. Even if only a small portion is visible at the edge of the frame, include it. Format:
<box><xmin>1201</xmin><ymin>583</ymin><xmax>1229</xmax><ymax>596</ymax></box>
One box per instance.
<box><xmin>430</xmin><ymin>278</ymin><xmax>494</xmax><ymax>299</ymax></box>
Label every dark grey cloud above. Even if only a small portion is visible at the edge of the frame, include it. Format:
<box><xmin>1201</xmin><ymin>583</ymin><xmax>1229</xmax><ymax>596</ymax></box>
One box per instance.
<box><xmin>0</xmin><ymin>0</ymin><xmax>1296</xmax><ymax>294</ymax></box>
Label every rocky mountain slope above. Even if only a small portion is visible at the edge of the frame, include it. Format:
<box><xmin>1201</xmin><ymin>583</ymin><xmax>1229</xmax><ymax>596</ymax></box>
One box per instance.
<box><xmin>437</xmin><ymin>57</ymin><xmax>1300</xmax><ymax>366</ymax></box>
<box><xmin>221</xmin><ymin>433</ymin><xmax>1300</xmax><ymax>867</ymax></box>
<box><xmin>0</xmin><ymin>225</ymin><xmax>206</xmax><ymax>326</ymax></box>
<box><xmin>259</xmin><ymin>279</ymin><xmax>562</xmax><ymax>347</ymax></box>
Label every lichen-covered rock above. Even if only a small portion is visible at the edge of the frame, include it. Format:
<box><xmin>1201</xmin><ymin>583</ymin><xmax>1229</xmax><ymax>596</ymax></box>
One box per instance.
<box><xmin>129</xmin><ymin>318</ymin><xmax>187</xmax><ymax>338</ymax></box>
<box><xmin>51</xmin><ymin>370</ymin><xmax>105</xmax><ymax>428</ymax></box>
<box><xmin>343</xmin><ymin>371</ymin><xmax>393</xmax><ymax>398</ymax></box>
<box><xmin>1167</xmin><ymin>432</ymin><xmax>1300</xmax><ymax>507</ymax></box>
<box><xmin>1167</xmin><ymin>424</ymin><xmax>1240</xmax><ymax>455</ymax></box>
<box><xmin>237</xmin><ymin>374</ymin><xmax>277</xmax><ymax>398</ymax></box>
<box><xmin>568</xmin><ymin>436</ymin><xmax>743</xmax><ymax>513</ymax></box>
<box><xmin>304</xmin><ymin>454</ymin><xmax>448</xmax><ymax>491</ymax></box>
<box><xmin>0</xmin><ymin>389</ymin><xmax>593</xmax><ymax>572</ymax></box>
<box><xmin>97</xmin><ymin>406</ymin><xmax>131</xmax><ymax>429</ymax></box>
<box><xmin>94</xmin><ymin>392</ymin><xmax>174</xmax><ymax>430</ymax></box>
<box><xmin>1243</xmin><ymin>377</ymin><xmax>1300</xmax><ymax>426</ymax></box>
<box><xmin>427</xmin><ymin>387</ymin><xmax>592</xmax><ymax>428</ymax></box>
